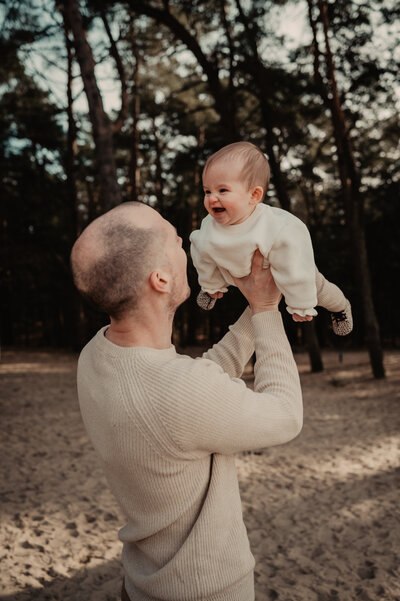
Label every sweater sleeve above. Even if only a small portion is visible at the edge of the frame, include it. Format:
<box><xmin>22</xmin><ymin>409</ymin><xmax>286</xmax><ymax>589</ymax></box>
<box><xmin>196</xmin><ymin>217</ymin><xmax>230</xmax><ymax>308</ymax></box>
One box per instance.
<box><xmin>202</xmin><ymin>307</ymin><xmax>254</xmax><ymax>379</ymax></box>
<box><xmin>267</xmin><ymin>219</ymin><xmax>318</xmax><ymax>316</ymax></box>
<box><xmin>159</xmin><ymin>311</ymin><xmax>302</xmax><ymax>456</ymax></box>
<box><xmin>190</xmin><ymin>231</ymin><xmax>229</xmax><ymax>294</ymax></box>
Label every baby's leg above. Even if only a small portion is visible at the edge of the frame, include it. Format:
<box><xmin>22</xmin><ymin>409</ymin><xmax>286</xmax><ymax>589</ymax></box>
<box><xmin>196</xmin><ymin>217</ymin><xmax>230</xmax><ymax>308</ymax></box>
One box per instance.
<box><xmin>315</xmin><ymin>267</ymin><xmax>347</xmax><ymax>312</ymax></box>
<box><xmin>315</xmin><ymin>267</ymin><xmax>353</xmax><ymax>335</ymax></box>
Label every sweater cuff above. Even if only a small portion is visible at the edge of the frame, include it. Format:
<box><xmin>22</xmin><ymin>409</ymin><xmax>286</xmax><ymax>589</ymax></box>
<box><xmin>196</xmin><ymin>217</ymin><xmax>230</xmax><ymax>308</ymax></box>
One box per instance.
<box><xmin>286</xmin><ymin>306</ymin><xmax>318</xmax><ymax>317</ymax></box>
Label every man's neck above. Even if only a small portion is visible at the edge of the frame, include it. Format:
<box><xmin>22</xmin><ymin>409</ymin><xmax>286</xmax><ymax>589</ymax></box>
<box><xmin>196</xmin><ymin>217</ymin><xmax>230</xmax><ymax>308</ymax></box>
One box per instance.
<box><xmin>105</xmin><ymin>311</ymin><xmax>174</xmax><ymax>349</ymax></box>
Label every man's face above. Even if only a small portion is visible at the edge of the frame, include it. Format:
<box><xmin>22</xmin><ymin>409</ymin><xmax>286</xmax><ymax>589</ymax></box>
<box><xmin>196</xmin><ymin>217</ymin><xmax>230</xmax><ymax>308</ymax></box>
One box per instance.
<box><xmin>202</xmin><ymin>159</ymin><xmax>258</xmax><ymax>225</ymax></box>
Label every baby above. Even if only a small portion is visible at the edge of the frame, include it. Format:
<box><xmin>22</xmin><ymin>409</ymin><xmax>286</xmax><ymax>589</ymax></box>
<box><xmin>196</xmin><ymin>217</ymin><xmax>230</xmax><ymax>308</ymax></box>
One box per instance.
<box><xmin>189</xmin><ymin>141</ymin><xmax>353</xmax><ymax>335</ymax></box>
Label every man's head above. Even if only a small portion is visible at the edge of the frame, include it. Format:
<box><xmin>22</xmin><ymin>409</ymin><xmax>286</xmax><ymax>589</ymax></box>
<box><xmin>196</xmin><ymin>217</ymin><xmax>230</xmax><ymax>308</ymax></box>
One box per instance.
<box><xmin>70</xmin><ymin>202</ymin><xmax>189</xmax><ymax>320</ymax></box>
<box><xmin>202</xmin><ymin>142</ymin><xmax>270</xmax><ymax>226</ymax></box>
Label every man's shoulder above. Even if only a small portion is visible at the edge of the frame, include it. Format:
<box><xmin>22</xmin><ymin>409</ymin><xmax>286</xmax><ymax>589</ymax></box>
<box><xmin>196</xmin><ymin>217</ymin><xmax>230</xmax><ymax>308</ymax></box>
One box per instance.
<box><xmin>154</xmin><ymin>352</ymin><xmax>226</xmax><ymax>396</ymax></box>
<box><xmin>161</xmin><ymin>352</ymin><xmax>223</xmax><ymax>378</ymax></box>
<box><xmin>134</xmin><ymin>353</ymin><xmax>226</xmax><ymax>418</ymax></box>
<box><xmin>77</xmin><ymin>328</ymin><xmax>105</xmax><ymax>368</ymax></box>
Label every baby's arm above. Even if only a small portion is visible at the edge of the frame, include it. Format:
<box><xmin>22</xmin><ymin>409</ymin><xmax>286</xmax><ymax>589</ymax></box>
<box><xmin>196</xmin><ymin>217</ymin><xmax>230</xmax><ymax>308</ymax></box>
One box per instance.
<box><xmin>266</xmin><ymin>219</ymin><xmax>318</xmax><ymax>319</ymax></box>
<box><xmin>190</xmin><ymin>234</ymin><xmax>229</xmax><ymax>295</ymax></box>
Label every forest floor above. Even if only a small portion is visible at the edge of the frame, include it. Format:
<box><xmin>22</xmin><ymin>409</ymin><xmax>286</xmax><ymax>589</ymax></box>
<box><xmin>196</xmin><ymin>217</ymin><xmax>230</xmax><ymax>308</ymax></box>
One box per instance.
<box><xmin>0</xmin><ymin>347</ymin><xmax>399</xmax><ymax>601</ymax></box>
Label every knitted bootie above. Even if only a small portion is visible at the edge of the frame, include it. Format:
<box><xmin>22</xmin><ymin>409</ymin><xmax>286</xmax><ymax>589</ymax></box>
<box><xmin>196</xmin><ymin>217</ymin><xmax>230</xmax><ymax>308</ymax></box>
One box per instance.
<box><xmin>197</xmin><ymin>291</ymin><xmax>217</xmax><ymax>310</ymax></box>
<box><xmin>331</xmin><ymin>299</ymin><xmax>353</xmax><ymax>336</ymax></box>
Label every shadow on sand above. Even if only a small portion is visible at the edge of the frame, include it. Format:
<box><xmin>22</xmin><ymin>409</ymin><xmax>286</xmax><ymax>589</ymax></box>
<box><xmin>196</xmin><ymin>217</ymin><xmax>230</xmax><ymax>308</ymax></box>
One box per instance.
<box><xmin>0</xmin><ymin>559</ymin><xmax>124</xmax><ymax>601</ymax></box>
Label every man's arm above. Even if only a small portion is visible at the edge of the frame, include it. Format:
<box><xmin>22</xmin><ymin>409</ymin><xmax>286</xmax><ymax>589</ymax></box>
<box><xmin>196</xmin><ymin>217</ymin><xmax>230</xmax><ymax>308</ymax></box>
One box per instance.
<box><xmin>157</xmin><ymin>251</ymin><xmax>302</xmax><ymax>455</ymax></box>
<box><xmin>202</xmin><ymin>308</ymin><xmax>254</xmax><ymax>379</ymax></box>
<box><xmin>159</xmin><ymin>309</ymin><xmax>302</xmax><ymax>456</ymax></box>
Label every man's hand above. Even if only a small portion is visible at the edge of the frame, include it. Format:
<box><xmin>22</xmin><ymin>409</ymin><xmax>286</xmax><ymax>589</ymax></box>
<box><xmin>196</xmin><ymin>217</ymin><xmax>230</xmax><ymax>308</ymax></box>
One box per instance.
<box><xmin>232</xmin><ymin>250</ymin><xmax>282</xmax><ymax>315</ymax></box>
<box><xmin>208</xmin><ymin>291</ymin><xmax>224</xmax><ymax>299</ymax></box>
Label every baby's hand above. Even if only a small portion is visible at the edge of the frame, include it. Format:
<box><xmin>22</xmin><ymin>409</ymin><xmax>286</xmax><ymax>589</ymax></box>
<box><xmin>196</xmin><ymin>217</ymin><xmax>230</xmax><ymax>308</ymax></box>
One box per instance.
<box><xmin>209</xmin><ymin>291</ymin><xmax>224</xmax><ymax>299</ymax></box>
<box><xmin>292</xmin><ymin>313</ymin><xmax>313</xmax><ymax>322</ymax></box>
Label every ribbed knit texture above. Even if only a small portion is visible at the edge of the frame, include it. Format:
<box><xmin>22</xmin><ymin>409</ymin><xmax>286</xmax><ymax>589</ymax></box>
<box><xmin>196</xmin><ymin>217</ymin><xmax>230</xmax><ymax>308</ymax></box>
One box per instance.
<box><xmin>77</xmin><ymin>309</ymin><xmax>303</xmax><ymax>601</ymax></box>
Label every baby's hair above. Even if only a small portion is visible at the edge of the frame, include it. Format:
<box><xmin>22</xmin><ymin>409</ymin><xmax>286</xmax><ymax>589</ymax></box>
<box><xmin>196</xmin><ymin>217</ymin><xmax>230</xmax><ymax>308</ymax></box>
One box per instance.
<box><xmin>203</xmin><ymin>141</ymin><xmax>270</xmax><ymax>196</ymax></box>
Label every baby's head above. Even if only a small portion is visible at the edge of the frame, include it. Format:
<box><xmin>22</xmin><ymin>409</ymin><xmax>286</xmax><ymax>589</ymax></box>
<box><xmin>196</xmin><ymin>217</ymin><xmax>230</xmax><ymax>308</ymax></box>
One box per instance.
<box><xmin>202</xmin><ymin>142</ymin><xmax>270</xmax><ymax>225</ymax></box>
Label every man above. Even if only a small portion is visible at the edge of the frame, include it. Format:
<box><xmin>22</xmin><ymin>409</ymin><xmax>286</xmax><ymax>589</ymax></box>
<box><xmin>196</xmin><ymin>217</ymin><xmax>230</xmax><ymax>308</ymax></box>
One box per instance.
<box><xmin>71</xmin><ymin>201</ymin><xmax>302</xmax><ymax>601</ymax></box>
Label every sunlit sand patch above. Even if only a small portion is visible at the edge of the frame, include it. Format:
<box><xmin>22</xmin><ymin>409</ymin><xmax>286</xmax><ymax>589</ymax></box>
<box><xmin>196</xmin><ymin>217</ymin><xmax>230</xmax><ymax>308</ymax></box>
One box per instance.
<box><xmin>0</xmin><ymin>362</ymin><xmax>74</xmax><ymax>374</ymax></box>
<box><xmin>296</xmin><ymin>435</ymin><xmax>400</xmax><ymax>476</ymax></box>
<box><xmin>1</xmin><ymin>349</ymin><xmax>400</xmax><ymax>601</ymax></box>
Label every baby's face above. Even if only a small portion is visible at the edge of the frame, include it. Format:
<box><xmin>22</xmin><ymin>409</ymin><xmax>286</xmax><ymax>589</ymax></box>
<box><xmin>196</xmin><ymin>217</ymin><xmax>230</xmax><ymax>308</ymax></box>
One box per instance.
<box><xmin>202</xmin><ymin>160</ymin><xmax>260</xmax><ymax>226</ymax></box>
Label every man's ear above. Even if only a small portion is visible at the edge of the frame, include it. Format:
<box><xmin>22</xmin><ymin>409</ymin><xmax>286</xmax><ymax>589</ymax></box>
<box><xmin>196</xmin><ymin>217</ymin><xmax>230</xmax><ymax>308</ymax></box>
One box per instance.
<box><xmin>149</xmin><ymin>269</ymin><xmax>171</xmax><ymax>294</ymax></box>
<box><xmin>250</xmin><ymin>186</ymin><xmax>264</xmax><ymax>205</ymax></box>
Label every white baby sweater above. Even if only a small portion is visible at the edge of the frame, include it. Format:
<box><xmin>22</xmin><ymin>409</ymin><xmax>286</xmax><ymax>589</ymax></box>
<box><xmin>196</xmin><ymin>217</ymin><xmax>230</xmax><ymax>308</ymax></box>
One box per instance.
<box><xmin>190</xmin><ymin>203</ymin><xmax>318</xmax><ymax>316</ymax></box>
<box><xmin>77</xmin><ymin>309</ymin><xmax>302</xmax><ymax>601</ymax></box>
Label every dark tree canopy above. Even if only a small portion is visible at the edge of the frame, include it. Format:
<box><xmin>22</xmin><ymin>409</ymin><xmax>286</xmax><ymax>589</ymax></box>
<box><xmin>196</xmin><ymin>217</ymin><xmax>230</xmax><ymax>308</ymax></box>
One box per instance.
<box><xmin>1</xmin><ymin>0</ymin><xmax>399</xmax><ymax>377</ymax></box>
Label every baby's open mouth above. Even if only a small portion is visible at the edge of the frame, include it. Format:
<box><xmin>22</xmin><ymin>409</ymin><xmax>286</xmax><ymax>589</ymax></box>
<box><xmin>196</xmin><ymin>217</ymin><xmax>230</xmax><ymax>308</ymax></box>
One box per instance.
<box><xmin>213</xmin><ymin>208</ymin><xmax>226</xmax><ymax>213</ymax></box>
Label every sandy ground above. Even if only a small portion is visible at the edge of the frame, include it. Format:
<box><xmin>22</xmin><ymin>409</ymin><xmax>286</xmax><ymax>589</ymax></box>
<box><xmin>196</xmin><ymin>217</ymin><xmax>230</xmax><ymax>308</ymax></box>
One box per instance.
<box><xmin>1</xmin><ymin>347</ymin><xmax>400</xmax><ymax>601</ymax></box>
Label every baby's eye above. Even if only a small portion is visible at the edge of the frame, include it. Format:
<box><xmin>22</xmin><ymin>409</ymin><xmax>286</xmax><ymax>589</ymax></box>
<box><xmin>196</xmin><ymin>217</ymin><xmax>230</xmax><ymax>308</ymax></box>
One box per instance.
<box><xmin>219</xmin><ymin>188</ymin><xmax>228</xmax><ymax>193</ymax></box>
<box><xmin>204</xmin><ymin>190</ymin><xmax>210</xmax><ymax>195</ymax></box>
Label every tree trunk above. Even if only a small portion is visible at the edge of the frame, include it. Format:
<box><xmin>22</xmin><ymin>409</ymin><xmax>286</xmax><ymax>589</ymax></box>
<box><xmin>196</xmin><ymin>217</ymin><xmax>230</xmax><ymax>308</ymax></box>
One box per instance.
<box><xmin>61</xmin><ymin>0</ymin><xmax>121</xmax><ymax>211</ymax></box>
<box><xmin>234</xmin><ymin>0</ymin><xmax>292</xmax><ymax>212</ymax></box>
<box><xmin>100</xmin><ymin>10</ymin><xmax>129</xmax><ymax>135</ymax></box>
<box><xmin>303</xmin><ymin>321</ymin><xmax>324</xmax><ymax>372</ymax></box>
<box><xmin>308</xmin><ymin>0</ymin><xmax>385</xmax><ymax>378</ymax></box>
<box><xmin>63</xmin><ymin>19</ymin><xmax>87</xmax><ymax>349</ymax></box>
<box><xmin>259</xmin><ymin>102</ymin><xmax>292</xmax><ymax>212</ymax></box>
<box><xmin>218</xmin><ymin>0</ymin><xmax>238</xmax><ymax>135</ymax></box>
<box><xmin>130</xmin><ymin>42</ymin><xmax>141</xmax><ymax>203</ymax></box>
<box><xmin>234</xmin><ymin>0</ymin><xmax>323</xmax><ymax>370</ymax></box>
<box><xmin>151</xmin><ymin>117</ymin><xmax>165</xmax><ymax>215</ymax></box>
<box><xmin>192</xmin><ymin>125</ymin><xmax>205</xmax><ymax>231</ymax></box>
<box><xmin>63</xmin><ymin>19</ymin><xmax>79</xmax><ymax>240</ymax></box>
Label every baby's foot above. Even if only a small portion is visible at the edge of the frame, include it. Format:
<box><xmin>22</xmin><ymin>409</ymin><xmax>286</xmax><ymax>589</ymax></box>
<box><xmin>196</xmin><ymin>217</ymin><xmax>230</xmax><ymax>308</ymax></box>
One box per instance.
<box><xmin>197</xmin><ymin>291</ymin><xmax>217</xmax><ymax>310</ymax></box>
<box><xmin>331</xmin><ymin>299</ymin><xmax>353</xmax><ymax>335</ymax></box>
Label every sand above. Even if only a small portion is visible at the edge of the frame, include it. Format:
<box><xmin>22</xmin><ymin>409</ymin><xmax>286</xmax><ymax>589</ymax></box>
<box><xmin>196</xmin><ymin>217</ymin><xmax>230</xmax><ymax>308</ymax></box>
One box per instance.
<box><xmin>1</xmin><ymin>348</ymin><xmax>399</xmax><ymax>601</ymax></box>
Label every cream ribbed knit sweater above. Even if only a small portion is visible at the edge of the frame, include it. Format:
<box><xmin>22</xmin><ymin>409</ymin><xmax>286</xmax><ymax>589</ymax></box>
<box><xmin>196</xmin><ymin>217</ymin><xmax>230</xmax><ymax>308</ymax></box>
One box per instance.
<box><xmin>77</xmin><ymin>309</ymin><xmax>302</xmax><ymax>601</ymax></box>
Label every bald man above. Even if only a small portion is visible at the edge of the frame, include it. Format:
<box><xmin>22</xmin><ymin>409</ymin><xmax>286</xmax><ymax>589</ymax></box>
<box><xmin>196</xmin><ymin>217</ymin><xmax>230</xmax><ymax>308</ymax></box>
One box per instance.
<box><xmin>71</xmin><ymin>202</ymin><xmax>303</xmax><ymax>601</ymax></box>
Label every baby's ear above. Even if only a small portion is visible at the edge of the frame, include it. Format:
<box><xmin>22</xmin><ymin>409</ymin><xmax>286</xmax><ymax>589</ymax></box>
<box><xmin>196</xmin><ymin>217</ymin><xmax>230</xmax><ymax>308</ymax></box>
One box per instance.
<box><xmin>250</xmin><ymin>186</ymin><xmax>264</xmax><ymax>204</ymax></box>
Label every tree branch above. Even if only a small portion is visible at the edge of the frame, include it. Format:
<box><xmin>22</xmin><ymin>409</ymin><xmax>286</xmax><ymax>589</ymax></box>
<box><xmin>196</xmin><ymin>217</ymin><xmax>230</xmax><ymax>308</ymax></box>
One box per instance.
<box><xmin>100</xmin><ymin>10</ymin><xmax>129</xmax><ymax>134</ymax></box>
<box><xmin>307</xmin><ymin>0</ymin><xmax>330</xmax><ymax>106</ymax></box>
<box><xmin>125</xmin><ymin>0</ymin><xmax>237</xmax><ymax>138</ymax></box>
